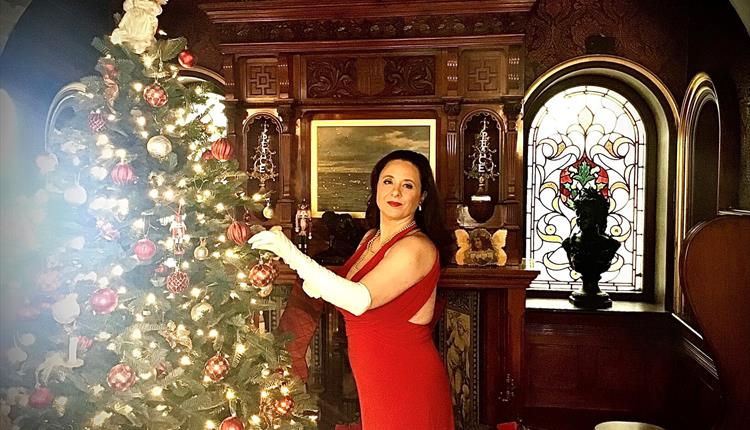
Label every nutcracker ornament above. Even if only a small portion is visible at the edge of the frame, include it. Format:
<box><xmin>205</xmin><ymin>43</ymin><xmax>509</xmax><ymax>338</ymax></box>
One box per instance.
<box><xmin>295</xmin><ymin>200</ymin><xmax>312</xmax><ymax>253</ymax></box>
<box><xmin>170</xmin><ymin>209</ymin><xmax>187</xmax><ymax>256</ymax></box>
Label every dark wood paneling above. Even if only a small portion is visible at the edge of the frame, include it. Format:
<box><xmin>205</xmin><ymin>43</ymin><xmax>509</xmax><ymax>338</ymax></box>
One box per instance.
<box><xmin>523</xmin><ymin>308</ymin><xmax>721</xmax><ymax>430</ymax></box>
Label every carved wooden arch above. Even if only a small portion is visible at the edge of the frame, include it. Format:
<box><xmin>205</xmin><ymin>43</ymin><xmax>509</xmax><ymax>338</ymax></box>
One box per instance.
<box><xmin>242</xmin><ymin>111</ymin><xmax>284</xmax><ymax>209</ymax></box>
<box><xmin>459</xmin><ymin>108</ymin><xmax>507</xmax><ymax>201</ymax></box>
<box><xmin>674</xmin><ymin>72</ymin><xmax>720</xmax><ymax>311</ymax></box>
<box><xmin>45</xmin><ymin>82</ymin><xmax>87</xmax><ymax>151</ymax></box>
<box><xmin>521</xmin><ymin>54</ymin><xmax>679</xmax><ymax>303</ymax></box>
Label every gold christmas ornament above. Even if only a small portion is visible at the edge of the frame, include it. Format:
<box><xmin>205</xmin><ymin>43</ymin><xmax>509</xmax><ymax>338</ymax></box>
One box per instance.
<box><xmin>193</xmin><ymin>237</ymin><xmax>209</xmax><ymax>260</ymax></box>
<box><xmin>159</xmin><ymin>321</ymin><xmax>192</xmax><ymax>350</ymax></box>
<box><xmin>190</xmin><ymin>302</ymin><xmax>213</xmax><ymax>321</ymax></box>
<box><xmin>146</xmin><ymin>135</ymin><xmax>172</xmax><ymax>158</ymax></box>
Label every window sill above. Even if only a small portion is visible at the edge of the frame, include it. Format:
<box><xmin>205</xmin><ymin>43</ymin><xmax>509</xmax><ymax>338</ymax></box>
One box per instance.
<box><xmin>526</xmin><ymin>297</ymin><xmax>666</xmax><ymax>314</ymax></box>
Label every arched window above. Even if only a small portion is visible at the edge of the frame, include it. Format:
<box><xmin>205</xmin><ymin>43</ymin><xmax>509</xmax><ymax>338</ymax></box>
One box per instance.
<box><xmin>526</xmin><ymin>85</ymin><xmax>646</xmax><ymax>292</ymax></box>
<box><xmin>523</xmin><ymin>56</ymin><xmax>679</xmax><ymax>300</ymax></box>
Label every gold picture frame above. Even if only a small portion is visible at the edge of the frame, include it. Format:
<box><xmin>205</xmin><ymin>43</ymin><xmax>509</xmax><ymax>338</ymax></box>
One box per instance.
<box><xmin>310</xmin><ymin>119</ymin><xmax>437</xmax><ymax>218</ymax></box>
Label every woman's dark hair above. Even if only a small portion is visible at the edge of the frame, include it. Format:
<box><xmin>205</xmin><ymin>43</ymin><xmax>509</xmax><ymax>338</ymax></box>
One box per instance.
<box><xmin>365</xmin><ymin>150</ymin><xmax>453</xmax><ymax>265</ymax></box>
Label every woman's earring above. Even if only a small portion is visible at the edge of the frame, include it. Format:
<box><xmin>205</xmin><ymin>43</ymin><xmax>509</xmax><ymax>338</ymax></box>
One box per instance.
<box><xmin>418</xmin><ymin>203</ymin><xmax>422</xmax><ymax>211</ymax></box>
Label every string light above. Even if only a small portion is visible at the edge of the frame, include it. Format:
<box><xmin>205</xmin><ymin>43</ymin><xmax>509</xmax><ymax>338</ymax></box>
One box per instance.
<box><xmin>149</xmin><ymin>189</ymin><xmax>159</xmax><ymax>199</ymax></box>
<box><xmin>218</xmin><ymin>235</ymin><xmax>226</xmax><ymax>243</ymax></box>
<box><xmin>130</xmin><ymin>329</ymin><xmax>142</xmax><ymax>340</ymax></box>
<box><xmin>136</xmin><ymin>116</ymin><xmax>146</xmax><ymax>127</ymax></box>
<box><xmin>179</xmin><ymin>356</ymin><xmax>191</xmax><ymax>366</ymax></box>
<box><xmin>132</xmin><ymin>349</ymin><xmax>142</xmax><ymax>358</ymax></box>
<box><xmin>193</xmin><ymin>163</ymin><xmax>204</xmax><ymax>174</ymax></box>
<box><xmin>146</xmin><ymin>293</ymin><xmax>157</xmax><ymax>305</ymax></box>
<box><xmin>215</xmin><ymin>203</ymin><xmax>224</xmax><ymax>211</ymax></box>
<box><xmin>208</xmin><ymin>329</ymin><xmax>218</xmax><ymax>338</ymax></box>
<box><xmin>132</xmin><ymin>218</ymin><xmax>145</xmax><ymax>230</ymax></box>
<box><xmin>235</xmin><ymin>344</ymin><xmax>246</xmax><ymax>354</ymax></box>
<box><xmin>101</xmin><ymin>147</ymin><xmax>114</xmax><ymax>159</ymax></box>
<box><xmin>225</xmin><ymin>389</ymin><xmax>236</xmax><ymax>400</ymax></box>
<box><xmin>205</xmin><ymin>420</ymin><xmax>216</xmax><ymax>429</ymax></box>
<box><xmin>150</xmin><ymin>386</ymin><xmax>163</xmax><ymax>397</ymax></box>
<box><xmin>132</xmin><ymin>82</ymin><xmax>144</xmax><ymax>92</ymax></box>
<box><xmin>111</xmin><ymin>265</ymin><xmax>124</xmax><ymax>276</ymax></box>
<box><xmin>96</xmin><ymin>135</ymin><xmax>109</xmax><ymax>145</ymax></box>
<box><xmin>190</xmin><ymin>288</ymin><xmax>201</xmax><ymax>298</ymax></box>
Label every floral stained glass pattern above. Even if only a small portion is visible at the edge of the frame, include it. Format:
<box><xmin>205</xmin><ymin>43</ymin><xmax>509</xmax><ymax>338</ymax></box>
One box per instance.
<box><xmin>525</xmin><ymin>86</ymin><xmax>646</xmax><ymax>291</ymax></box>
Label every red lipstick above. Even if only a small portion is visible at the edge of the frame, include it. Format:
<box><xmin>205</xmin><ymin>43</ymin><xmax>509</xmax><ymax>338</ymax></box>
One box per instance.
<box><xmin>387</xmin><ymin>201</ymin><xmax>402</xmax><ymax>207</ymax></box>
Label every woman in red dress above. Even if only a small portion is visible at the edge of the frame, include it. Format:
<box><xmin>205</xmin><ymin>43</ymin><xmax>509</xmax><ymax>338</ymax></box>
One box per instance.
<box><xmin>249</xmin><ymin>150</ymin><xmax>454</xmax><ymax>429</ymax></box>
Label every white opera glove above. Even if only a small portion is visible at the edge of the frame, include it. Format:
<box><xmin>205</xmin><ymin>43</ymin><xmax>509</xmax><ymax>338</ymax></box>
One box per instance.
<box><xmin>248</xmin><ymin>230</ymin><xmax>371</xmax><ymax>316</ymax></box>
<box><xmin>302</xmin><ymin>280</ymin><xmax>322</xmax><ymax>299</ymax></box>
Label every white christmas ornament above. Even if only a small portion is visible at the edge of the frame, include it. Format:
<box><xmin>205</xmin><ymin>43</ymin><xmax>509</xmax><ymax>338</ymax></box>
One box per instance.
<box><xmin>5</xmin><ymin>346</ymin><xmax>27</xmax><ymax>364</ymax></box>
<box><xmin>35</xmin><ymin>153</ymin><xmax>58</xmax><ymax>174</ymax></box>
<box><xmin>52</xmin><ymin>294</ymin><xmax>81</xmax><ymax>325</ymax></box>
<box><xmin>63</xmin><ymin>185</ymin><xmax>87</xmax><ymax>206</ymax></box>
<box><xmin>109</xmin><ymin>0</ymin><xmax>165</xmax><ymax>54</ymax></box>
<box><xmin>68</xmin><ymin>236</ymin><xmax>86</xmax><ymax>250</ymax></box>
<box><xmin>19</xmin><ymin>333</ymin><xmax>36</xmax><ymax>346</ymax></box>
<box><xmin>147</xmin><ymin>135</ymin><xmax>172</xmax><ymax>158</ymax></box>
<box><xmin>90</xmin><ymin>166</ymin><xmax>109</xmax><ymax>181</ymax></box>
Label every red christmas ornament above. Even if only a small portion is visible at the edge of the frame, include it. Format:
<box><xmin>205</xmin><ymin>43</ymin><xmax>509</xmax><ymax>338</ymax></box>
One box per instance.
<box><xmin>219</xmin><ymin>416</ymin><xmax>244</xmax><ymax>430</ymax></box>
<box><xmin>77</xmin><ymin>336</ymin><xmax>94</xmax><ymax>351</ymax></box>
<box><xmin>227</xmin><ymin>221</ymin><xmax>250</xmax><ymax>245</ymax></box>
<box><xmin>88</xmin><ymin>112</ymin><xmax>107</xmax><ymax>133</ymax></box>
<box><xmin>29</xmin><ymin>387</ymin><xmax>54</xmax><ymax>409</ymax></box>
<box><xmin>90</xmin><ymin>288</ymin><xmax>118</xmax><ymax>314</ymax></box>
<box><xmin>248</xmin><ymin>262</ymin><xmax>278</xmax><ymax>289</ymax></box>
<box><xmin>166</xmin><ymin>270</ymin><xmax>189</xmax><ymax>293</ymax></box>
<box><xmin>178</xmin><ymin>49</ymin><xmax>196</xmax><ymax>68</ymax></box>
<box><xmin>154</xmin><ymin>263</ymin><xmax>169</xmax><ymax>276</ymax></box>
<box><xmin>107</xmin><ymin>363</ymin><xmax>136</xmax><ymax>391</ymax></box>
<box><xmin>133</xmin><ymin>238</ymin><xmax>156</xmax><ymax>261</ymax></box>
<box><xmin>155</xmin><ymin>362</ymin><xmax>168</xmax><ymax>378</ymax></box>
<box><xmin>111</xmin><ymin>162</ymin><xmax>136</xmax><ymax>185</ymax></box>
<box><xmin>143</xmin><ymin>83</ymin><xmax>168</xmax><ymax>108</ymax></box>
<box><xmin>204</xmin><ymin>353</ymin><xmax>230</xmax><ymax>382</ymax></box>
<box><xmin>210</xmin><ymin>138</ymin><xmax>234</xmax><ymax>161</ymax></box>
<box><xmin>201</xmin><ymin>149</ymin><xmax>215</xmax><ymax>160</ymax></box>
<box><xmin>274</xmin><ymin>396</ymin><xmax>295</xmax><ymax>415</ymax></box>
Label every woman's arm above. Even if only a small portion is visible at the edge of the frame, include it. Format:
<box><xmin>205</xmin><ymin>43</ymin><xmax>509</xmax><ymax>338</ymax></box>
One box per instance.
<box><xmin>358</xmin><ymin>234</ymin><xmax>437</xmax><ymax>309</ymax></box>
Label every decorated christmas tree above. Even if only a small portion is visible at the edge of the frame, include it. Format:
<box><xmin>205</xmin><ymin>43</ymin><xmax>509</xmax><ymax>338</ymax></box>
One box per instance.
<box><xmin>0</xmin><ymin>2</ymin><xmax>316</xmax><ymax>429</ymax></box>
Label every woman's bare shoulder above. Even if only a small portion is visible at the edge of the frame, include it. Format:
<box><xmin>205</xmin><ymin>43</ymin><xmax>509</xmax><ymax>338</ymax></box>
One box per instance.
<box><xmin>392</xmin><ymin>232</ymin><xmax>437</xmax><ymax>259</ymax></box>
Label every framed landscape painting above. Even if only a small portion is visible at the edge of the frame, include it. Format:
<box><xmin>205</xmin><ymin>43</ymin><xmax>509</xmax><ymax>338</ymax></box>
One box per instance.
<box><xmin>310</xmin><ymin>119</ymin><xmax>436</xmax><ymax>217</ymax></box>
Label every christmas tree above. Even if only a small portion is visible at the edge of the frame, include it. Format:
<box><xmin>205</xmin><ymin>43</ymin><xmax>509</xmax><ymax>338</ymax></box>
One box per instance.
<box><xmin>0</xmin><ymin>2</ymin><xmax>316</xmax><ymax>429</ymax></box>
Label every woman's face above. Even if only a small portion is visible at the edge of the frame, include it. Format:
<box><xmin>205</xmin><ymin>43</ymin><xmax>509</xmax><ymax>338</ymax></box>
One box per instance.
<box><xmin>376</xmin><ymin>159</ymin><xmax>424</xmax><ymax>222</ymax></box>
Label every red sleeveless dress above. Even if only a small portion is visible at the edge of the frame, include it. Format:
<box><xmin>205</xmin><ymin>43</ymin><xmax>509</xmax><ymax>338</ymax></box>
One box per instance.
<box><xmin>337</xmin><ymin>226</ymin><xmax>454</xmax><ymax>430</ymax></box>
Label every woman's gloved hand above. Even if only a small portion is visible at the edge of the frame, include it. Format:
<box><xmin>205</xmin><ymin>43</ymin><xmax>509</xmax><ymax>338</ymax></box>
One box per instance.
<box><xmin>248</xmin><ymin>228</ymin><xmax>369</xmax><ymax>315</ymax></box>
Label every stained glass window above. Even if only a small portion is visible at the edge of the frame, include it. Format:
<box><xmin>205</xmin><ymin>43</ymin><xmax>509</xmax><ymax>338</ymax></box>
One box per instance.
<box><xmin>525</xmin><ymin>85</ymin><xmax>646</xmax><ymax>291</ymax></box>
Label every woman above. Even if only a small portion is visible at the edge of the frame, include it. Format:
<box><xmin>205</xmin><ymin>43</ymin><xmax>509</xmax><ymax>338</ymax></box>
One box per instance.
<box><xmin>249</xmin><ymin>150</ymin><xmax>454</xmax><ymax>429</ymax></box>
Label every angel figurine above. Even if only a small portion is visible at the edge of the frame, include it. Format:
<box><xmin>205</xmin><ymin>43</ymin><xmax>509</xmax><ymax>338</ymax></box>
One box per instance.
<box><xmin>455</xmin><ymin>228</ymin><xmax>507</xmax><ymax>266</ymax></box>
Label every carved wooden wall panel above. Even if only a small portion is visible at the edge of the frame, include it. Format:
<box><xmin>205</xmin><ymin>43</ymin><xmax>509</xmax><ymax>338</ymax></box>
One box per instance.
<box><xmin>303</xmin><ymin>55</ymin><xmax>436</xmax><ymax>99</ymax></box>
<box><xmin>211</xmin><ymin>13</ymin><xmax>527</xmax><ymax>44</ymax></box>
<box><xmin>459</xmin><ymin>49</ymin><xmax>523</xmax><ymax>98</ymax></box>
<box><xmin>525</xmin><ymin>0</ymin><xmax>687</xmax><ymax>96</ymax></box>
<box><xmin>240</xmin><ymin>58</ymin><xmax>279</xmax><ymax>100</ymax></box>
